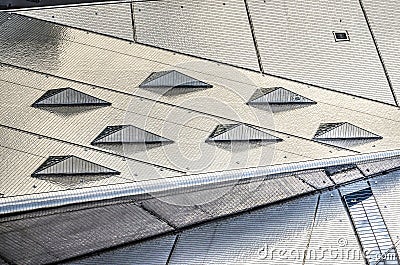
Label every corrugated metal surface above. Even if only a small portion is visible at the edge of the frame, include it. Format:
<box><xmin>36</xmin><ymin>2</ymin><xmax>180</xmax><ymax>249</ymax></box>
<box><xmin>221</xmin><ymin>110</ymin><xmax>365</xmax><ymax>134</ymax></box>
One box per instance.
<box><xmin>343</xmin><ymin>188</ymin><xmax>398</xmax><ymax>264</ymax></box>
<box><xmin>340</xmin><ymin>181</ymin><xmax>370</xmax><ymax>197</ymax></box>
<box><xmin>65</xmin><ymin>235</ymin><xmax>176</xmax><ymax>265</ymax></box>
<box><xmin>168</xmin><ymin>195</ymin><xmax>318</xmax><ymax>265</ymax></box>
<box><xmin>198</xmin><ymin>174</ymin><xmax>315</xmax><ymax>218</ymax></box>
<box><xmin>305</xmin><ymin>191</ymin><xmax>364</xmax><ymax>265</ymax></box>
<box><xmin>370</xmin><ymin>171</ymin><xmax>400</xmax><ymax>259</ymax></box>
<box><xmin>248</xmin><ymin>87</ymin><xmax>316</xmax><ymax>105</ymax></box>
<box><xmin>314</xmin><ymin>122</ymin><xmax>382</xmax><ymax>140</ymax></box>
<box><xmin>0</xmin><ymin>203</ymin><xmax>173</xmax><ymax>265</ymax></box>
<box><xmin>92</xmin><ymin>125</ymin><xmax>172</xmax><ymax>144</ymax></box>
<box><xmin>140</xmin><ymin>196</ymin><xmax>214</xmax><ymax>228</ymax></box>
<box><xmin>139</xmin><ymin>70</ymin><xmax>212</xmax><ymax>88</ymax></box>
<box><xmin>295</xmin><ymin>169</ymin><xmax>334</xmax><ymax>189</ymax></box>
<box><xmin>2</xmin><ymin>14</ymin><xmax>393</xmax><ymax>157</ymax></box>
<box><xmin>207</xmin><ymin>123</ymin><xmax>282</xmax><ymax>142</ymax></box>
<box><xmin>16</xmin><ymin>2</ymin><xmax>134</xmax><ymax>41</ymax></box>
<box><xmin>31</xmin><ymin>155</ymin><xmax>121</xmax><ymax>176</ymax></box>
<box><xmin>358</xmin><ymin>157</ymin><xmax>400</xmax><ymax>177</ymax></box>
<box><xmin>246</xmin><ymin>0</ymin><xmax>396</xmax><ymax>105</ymax></box>
<box><xmin>361</xmin><ymin>0</ymin><xmax>400</xmax><ymax>106</ymax></box>
<box><xmin>329</xmin><ymin>168</ymin><xmax>365</xmax><ymax>185</ymax></box>
<box><xmin>133</xmin><ymin>0</ymin><xmax>260</xmax><ymax>71</ymax></box>
<box><xmin>0</xmin><ymin>65</ymin><xmax>343</xmax><ymax>174</ymax></box>
<box><xmin>33</xmin><ymin>87</ymin><xmax>111</xmax><ymax>106</ymax></box>
<box><xmin>0</xmin><ymin>126</ymin><xmax>178</xmax><ymax>197</ymax></box>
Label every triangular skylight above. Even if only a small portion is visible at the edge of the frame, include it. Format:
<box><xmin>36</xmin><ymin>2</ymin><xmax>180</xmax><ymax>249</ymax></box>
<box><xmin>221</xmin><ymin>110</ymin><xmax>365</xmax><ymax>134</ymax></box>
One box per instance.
<box><xmin>91</xmin><ymin>125</ymin><xmax>173</xmax><ymax>144</ymax></box>
<box><xmin>139</xmin><ymin>70</ymin><xmax>212</xmax><ymax>89</ymax></box>
<box><xmin>313</xmin><ymin>122</ymin><xmax>382</xmax><ymax>140</ymax></box>
<box><xmin>206</xmin><ymin>123</ymin><xmax>282</xmax><ymax>142</ymax></box>
<box><xmin>32</xmin><ymin>88</ymin><xmax>111</xmax><ymax>107</ymax></box>
<box><xmin>248</xmin><ymin>87</ymin><xmax>316</xmax><ymax>105</ymax></box>
<box><xmin>31</xmin><ymin>155</ymin><xmax>120</xmax><ymax>177</ymax></box>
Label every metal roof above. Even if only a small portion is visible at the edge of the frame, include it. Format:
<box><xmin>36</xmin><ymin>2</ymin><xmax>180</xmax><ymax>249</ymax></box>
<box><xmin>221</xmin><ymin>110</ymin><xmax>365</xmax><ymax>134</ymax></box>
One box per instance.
<box><xmin>2</xmin><ymin>1</ymin><xmax>400</xmax><ymax>264</ymax></box>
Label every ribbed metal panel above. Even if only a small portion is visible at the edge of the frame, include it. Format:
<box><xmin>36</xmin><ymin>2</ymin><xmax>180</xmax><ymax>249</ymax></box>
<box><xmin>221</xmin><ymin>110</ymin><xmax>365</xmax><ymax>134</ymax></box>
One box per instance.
<box><xmin>168</xmin><ymin>195</ymin><xmax>318</xmax><ymax>265</ymax></box>
<box><xmin>343</xmin><ymin>188</ymin><xmax>399</xmax><ymax>264</ymax></box>
<box><xmin>92</xmin><ymin>125</ymin><xmax>173</xmax><ymax>144</ymax></box>
<box><xmin>4</xmin><ymin>149</ymin><xmax>400</xmax><ymax>215</ymax></box>
<box><xmin>140</xmin><ymin>197</ymin><xmax>213</xmax><ymax>228</ymax></box>
<box><xmin>139</xmin><ymin>70</ymin><xmax>212</xmax><ymax>89</ymax></box>
<box><xmin>305</xmin><ymin>191</ymin><xmax>364</xmax><ymax>265</ymax></box>
<box><xmin>248</xmin><ymin>87</ymin><xmax>316</xmax><ymax>105</ymax></box>
<box><xmin>340</xmin><ymin>181</ymin><xmax>370</xmax><ymax>196</ymax></box>
<box><xmin>370</xmin><ymin>171</ymin><xmax>400</xmax><ymax>261</ymax></box>
<box><xmin>207</xmin><ymin>123</ymin><xmax>282</xmax><ymax>142</ymax></box>
<box><xmin>0</xmin><ymin>126</ymin><xmax>178</xmax><ymax>198</ymax></box>
<box><xmin>133</xmin><ymin>0</ymin><xmax>260</xmax><ymax>70</ymax></box>
<box><xmin>329</xmin><ymin>168</ymin><xmax>365</xmax><ymax>185</ymax></box>
<box><xmin>295</xmin><ymin>169</ymin><xmax>334</xmax><ymax>189</ymax></box>
<box><xmin>16</xmin><ymin>2</ymin><xmax>134</xmax><ymax>41</ymax></box>
<box><xmin>32</xmin><ymin>87</ymin><xmax>111</xmax><ymax>107</ymax></box>
<box><xmin>198</xmin><ymin>174</ymin><xmax>314</xmax><ymax>218</ymax></box>
<box><xmin>246</xmin><ymin>0</ymin><xmax>396</xmax><ymax>105</ymax></box>
<box><xmin>0</xmin><ymin>68</ymin><xmax>321</xmax><ymax>175</ymax></box>
<box><xmin>66</xmin><ymin>235</ymin><xmax>176</xmax><ymax>265</ymax></box>
<box><xmin>31</xmin><ymin>155</ymin><xmax>121</xmax><ymax>177</ymax></box>
<box><xmin>314</xmin><ymin>122</ymin><xmax>382</xmax><ymax>140</ymax></box>
<box><xmin>361</xmin><ymin>0</ymin><xmax>400</xmax><ymax>106</ymax></box>
<box><xmin>0</xmin><ymin>203</ymin><xmax>173</xmax><ymax>265</ymax></box>
<box><xmin>358</xmin><ymin>157</ymin><xmax>400</xmax><ymax>177</ymax></box>
<box><xmin>325</xmin><ymin>163</ymin><xmax>357</xmax><ymax>176</ymax></box>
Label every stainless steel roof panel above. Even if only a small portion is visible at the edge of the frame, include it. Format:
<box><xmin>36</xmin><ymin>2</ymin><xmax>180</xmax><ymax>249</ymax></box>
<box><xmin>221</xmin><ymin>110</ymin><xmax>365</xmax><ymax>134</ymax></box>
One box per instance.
<box><xmin>358</xmin><ymin>157</ymin><xmax>400</xmax><ymax>177</ymax></box>
<box><xmin>0</xmin><ymin>203</ymin><xmax>173</xmax><ymax>265</ymax></box>
<box><xmin>197</xmin><ymin>174</ymin><xmax>314</xmax><ymax>218</ymax></box>
<box><xmin>304</xmin><ymin>191</ymin><xmax>364</xmax><ymax>265</ymax></box>
<box><xmin>133</xmin><ymin>0</ymin><xmax>260</xmax><ymax>71</ymax></box>
<box><xmin>1</xmin><ymin>15</ymin><xmax>396</xmax><ymax>156</ymax></box>
<box><xmin>140</xmin><ymin>197</ymin><xmax>214</xmax><ymax>228</ymax></box>
<box><xmin>0</xmin><ymin>66</ymin><xmax>351</xmax><ymax>174</ymax></box>
<box><xmin>343</xmin><ymin>187</ymin><xmax>399</xmax><ymax>264</ymax></box>
<box><xmin>370</xmin><ymin>171</ymin><xmax>400</xmax><ymax>257</ymax></box>
<box><xmin>361</xmin><ymin>0</ymin><xmax>400</xmax><ymax>106</ymax></box>
<box><xmin>329</xmin><ymin>168</ymin><xmax>365</xmax><ymax>185</ymax></box>
<box><xmin>16</xmin><ymin>2</ymin><xmax>134</xmax><ymax>41</ymax></box>
<box><xmin>168</xmin><ymin>195</ymin><xmax>318</xmax><ymax>265</ymax></box>
<box><xmin>339</xmin><ymin>180</ymin><xmax>370</xmax><ymax>196</ymax></box>
<box><xmin>295</xmin><ymin>169</ymin><xmax>334</xmax><ymax>189</ymax></box>
<box><xmin>65</xmin><ymin>235</ymin><xmax>176</xmax><ymax>265</ymax></box>
<box><xmin>246</xmin><ymin>0</ymin><xmax>396</xmax><ymax>105</ymax></box>
<box><xmin>3</xmin><ymin>150</ymin><xmax>400</xmax><ymax>215</ymax></box>
<box><xmin>0</xmin><ymin>126</ymin><xmax>178</xmax><ymax>197</ymax></box>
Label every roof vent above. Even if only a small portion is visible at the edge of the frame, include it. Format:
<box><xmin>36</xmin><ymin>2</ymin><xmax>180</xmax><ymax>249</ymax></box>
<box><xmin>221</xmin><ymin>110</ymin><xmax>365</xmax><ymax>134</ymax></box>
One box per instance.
<box><xmin>206</xmin><ymin>123</ymin><xmax>282</xmax><ymax>142</ymax></box>
<box><xmin>31</xmin><ymin>155</ymin><xmax>120</xmax><ymax>177</ymax></box>
<box><xmin>91</xmin><ymin>125</ymin><xmax>173</xmax><ymax>145</ymax></box>
<box><xmin>139</xmin><ymin>70</ymin><xmax>212</xmax><ymax>89</ymax></box>
<box><xmin>32</xmin><ymin>88</ymin><xmax>111</xmax><ymax>107</ymax></box>
<box><xmin>247</xmin><ymin>87</ymin><xmax>316</xmax><ymax>105</ymax></box>
<box><xmin>333</xmin><ymin>31</ymin><xmax>350</xmax><ymax>42</ymax></box>
<box><xmin>313</xmin><ymin>122</ymin><xmax>382</xmax><ymax>140</ymax></box>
